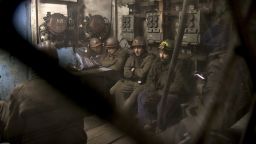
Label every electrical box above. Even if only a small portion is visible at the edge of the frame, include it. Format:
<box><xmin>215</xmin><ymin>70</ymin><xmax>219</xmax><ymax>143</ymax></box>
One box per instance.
<box><xmin>146</xmin><ymin>12</ymin><xmax>163</xmax><ymax>43</ymax></box>
<box><xmin>176</xmin><ymin>5</ymin><xmax>201</xmax><ymax>46</ymax></box>
<box><xmin>121</xmin><ymin>15</ymin><xmax>135</xmax><ymax>42</ymax></box>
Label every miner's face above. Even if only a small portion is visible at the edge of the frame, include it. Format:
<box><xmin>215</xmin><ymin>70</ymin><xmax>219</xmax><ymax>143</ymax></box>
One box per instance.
<box><xmin>133</xmin><ymin>47</ymin><xmax>144</xmax><ymax>57</ymax></box>
<box><xmin>159</xmin><ymin>50</ymin><xmax>170</xmax><ymax>61</ymax></box>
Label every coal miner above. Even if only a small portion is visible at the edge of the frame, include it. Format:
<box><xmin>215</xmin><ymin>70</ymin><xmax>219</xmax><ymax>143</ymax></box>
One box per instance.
<box><xmin>110</xmin><ymin>36</ymin><xmax>155</xmax><ymax>111</ymax></box>
<box><xmin>137</xmin><ymin>40</ymin><xmax>174</xmax><ymax>131</ymax></box>
<box><xmin>156</xmin><ymin>47</ymin><xmax>195</xmax><ymax>132</ymax></box>
<box><xmin>86</xmin><ymin>37</ymin><xmax>105</xmax><ymax>61</ymax></box>
<box><xmin>100</xmin><ymin>37</ymin><xmax>128</xmax><ymax>72</ymax></box>
<box><xmin>73</xmin><ymin>37</ymin><xmax>105</xmax><ymax>70</ymax></box>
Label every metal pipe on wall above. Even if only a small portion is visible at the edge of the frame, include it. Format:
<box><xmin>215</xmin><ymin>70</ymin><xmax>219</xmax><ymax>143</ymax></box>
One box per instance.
<box><xmin>157</xmin><ymin>0</ymin><xmax>189</xmax><ymax>130</ymax></box>
<box><xmin>115</xmin><ymin>0</ymin><xmax>118</xmax><ymax>39</ymax></box>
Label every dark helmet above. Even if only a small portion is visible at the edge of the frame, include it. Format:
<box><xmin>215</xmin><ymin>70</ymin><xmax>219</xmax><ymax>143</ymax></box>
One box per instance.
<box><xmin>105</xmin><ymin>37</ymin><xmax>119</xmax><ymax>48</ymax></box>
<box><xmin>159</xmin><ymin>39</ymin><xmax>174</xmax><ymax>53</ymax></box>
<box><xmin>89</xmin><ymin>38</ymin><xmax>102</xmax><ymax>48</ymax></box>
<box><xmin>131</xmin><ymin>36</ymin><xmax>146</xmax><ymax>48</ymax></box>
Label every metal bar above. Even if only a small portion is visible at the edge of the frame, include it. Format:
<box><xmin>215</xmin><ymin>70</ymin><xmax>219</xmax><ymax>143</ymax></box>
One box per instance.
<box><xmin>110</xmin><ymin>0</ymin><xmax>113</xmax><ymax>36</ymax></box>
<box><xmin>157</xmin><ymin>0</ymin><xmax>189</xmax><ymax>130</ymax></box>
<box><xmin>115</xmin><ymin>0</ymin><xmax>118</xmax><ymax>39</ymax></box>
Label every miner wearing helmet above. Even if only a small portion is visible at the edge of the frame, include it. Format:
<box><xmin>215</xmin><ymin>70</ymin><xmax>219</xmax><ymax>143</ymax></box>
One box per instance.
<box><xmin>158</xmin><ymin>40</ymin><xmax>173</xmax><ymax>62</ymax></box>
<box><xmin>136</xmin><ymin>39</ymin><xmax>195</xmax><ymax>132</ymax></box>
<box><xmin>70</xmin><ymin>37</ymin><xmax>105</xmax><ymax>71</ymax></box>
<box><xmin>136</xmin><ymin>39</ymin><xmax>174</xmax><ymax>131</ymax></box>
<box><xmin>88</xmin><ymin>37</ymin><xmax>104</xmax><ymax>57</ymax></box>
<box><xmin>110</xmin><ymin>36</ymin><xmax>155</xmax><ymax>112</ymax></box>
<box><xmin>157</xmin><ymin>40</ymin><xmax>195</xmax><ymax>131</ymax></box>
<box><xmin>131</xmin><ymin>36</ymin><xmax>146</xmax><ymax>57</ymax></box>
<box><xmin>100</xmin><ymin>37</ymin><xmax>128</xmax><ymax>72</ymax></box>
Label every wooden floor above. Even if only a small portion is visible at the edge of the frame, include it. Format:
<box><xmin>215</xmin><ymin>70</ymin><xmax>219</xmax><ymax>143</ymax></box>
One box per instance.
<box><xmin>84</xmin><ymin>116</ymin><xmax>136</xmax><ymax>144</ymax></box>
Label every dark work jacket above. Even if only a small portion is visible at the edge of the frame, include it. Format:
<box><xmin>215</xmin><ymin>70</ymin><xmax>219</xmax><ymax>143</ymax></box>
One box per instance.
<box><xmin>152</xmin><ymin>59</ymin><xmax>195</xmax><ymax>101</ymax></box>
<box><xmin>157</xmin><ymin>59</ymin><xmax>196</xmax><ymax>130</ymax></box>
<box><xmin>100</xmin><ymin>48</ymin><xmax>128</xmax><ymax>72</ymax></box>
<box><xmin>142</xmin><ymin>58</ymin><xmax>195</xmax><ymax>101</ymax></box>
<box><xmin>138</xmin><ymin>58</ymin><xmax>171</xmax><ymax>116</ymax></box>
<box><xmin>169</xmin><ymin>59</ymin><xmax>195</xmax><ymax>102</ymax></box>
<box><xmin>4</xmin><ymin>78</ymin><xmax>87</xmax><ymax>144</ymax></box>
<box><xmin>145</xmin><ymin>58</ymin><xmax>170</xmax><ymax>95</ymax></box>
<box><xmin>123</xmin><ymin>52</ymin><xmax>155</xmax><ymax>83</ymax></box>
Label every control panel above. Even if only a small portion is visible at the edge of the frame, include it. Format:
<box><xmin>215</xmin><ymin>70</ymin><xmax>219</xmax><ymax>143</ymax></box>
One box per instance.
<box><xmin>146</xmin><ymin>12</ymin><xmax>163</xmax><ymax>43</ymax></box>
<box><xmin>121</xmin><ymin>15</ymin><xmax>135</xmax><ymax>42</ymax></box>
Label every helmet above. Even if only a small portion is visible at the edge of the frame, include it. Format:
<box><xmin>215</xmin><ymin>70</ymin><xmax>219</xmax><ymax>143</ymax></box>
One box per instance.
<box><xmin>89</xmin><ymin>38</ymin><xmax>102</xmax><ymax>48</ymax></box>
<box><xmin>105</xmin><ymin>37</ymin><xmax>119</xmax><ymax>48</ymax></box>
<box><xmin>131</xmin><ymin>36</ymin><xmax>145</xmax><ymax>47</ymax></box>
<box><xmin>159</xmin><ymin>39</ymin><xmax>174</xmax><ymax>53</ymax></box>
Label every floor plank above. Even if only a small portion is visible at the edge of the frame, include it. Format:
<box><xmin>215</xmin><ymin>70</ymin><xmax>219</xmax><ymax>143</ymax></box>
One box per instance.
<box><xmin>87</xmin><ymin>124</ymin><xmax>124</xmax><ymax>144</ymax></box>
<box><xmin>111</xmin><ymin>136</ymin><xmax>136</xmax><ymax>144</ymax></box>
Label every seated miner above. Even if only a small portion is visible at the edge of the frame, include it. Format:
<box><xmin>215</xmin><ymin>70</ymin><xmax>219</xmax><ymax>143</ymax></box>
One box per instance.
<box><xmin>110</xmin><ymin>36</ymin><xmax>155</xmax><ymax>112</ymax></box>
<box><xmin>155</xmin><ymin>44</ymin><xmax>196</xmax><ymax>132</ymax></box>
<box><xmin>2</xmin><ymin>73</ymin><xmax>87</xmax><ymax>144</ymax></box>
<box><xmin>100</xmin><ymin>37</ymin><xmax>128</xmax><ymax>72</ymax></box>
<box><xmin>71</xmin><ymin>37</ymin><xmax>105</xmax><ymax>71</ymax></box>
<box><xmin>86</xmin><ymin>37</ymin><xmax>105</xmax><ymax>62</ymax></box>
<box><xmin>137</xmin><ymin>40</ymin><xmax>174</xmax><ymax>131</ymax></box>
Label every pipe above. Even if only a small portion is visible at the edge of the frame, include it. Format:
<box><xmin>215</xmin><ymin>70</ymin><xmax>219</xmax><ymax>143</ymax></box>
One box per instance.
<box><xmin>157</xmin><ymin>0</ymin><xmax>189</xmax><ymax>130</ymax></box>
<box><xmin>115</xmin><ymin>0</ymin><xmax>118</xmax><ymax>39</ymax></box>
